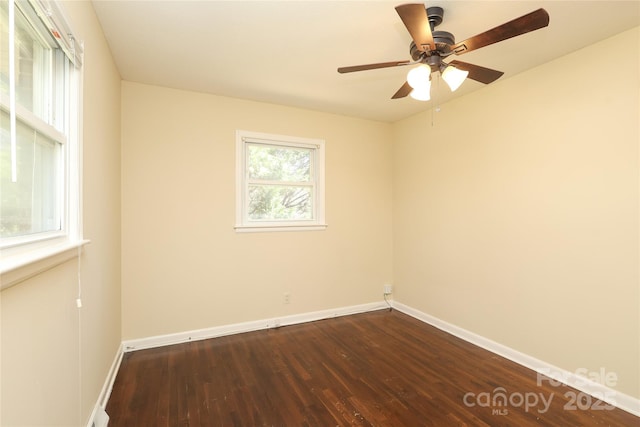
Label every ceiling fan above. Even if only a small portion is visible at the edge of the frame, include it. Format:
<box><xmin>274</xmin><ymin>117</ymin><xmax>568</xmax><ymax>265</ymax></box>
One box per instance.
<box><xmin>337</xmin><ymin>4</ymin><xmax>550</xmax><ymax>101</ymax></box>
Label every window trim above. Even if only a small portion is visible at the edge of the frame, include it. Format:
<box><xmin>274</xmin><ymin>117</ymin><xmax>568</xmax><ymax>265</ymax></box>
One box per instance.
<box><xmin>1</xmin><ymin>239</ymin><xmax>89</xmax><ymax>289</ymax></box>
<box><xmin>0</xmin><ymin>0</ymin><xmax>85</xmax><ymax>289</ymax></box>
<box><xmin>235</xmin><ymin>130</ymin><xmax>327</xmax><ymax>233</ymax></box>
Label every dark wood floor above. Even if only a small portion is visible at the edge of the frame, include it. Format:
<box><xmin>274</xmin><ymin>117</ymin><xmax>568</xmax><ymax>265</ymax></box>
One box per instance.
<box><xmin>106</xmin><ymin>310</ymin><xmax>638</xmax><ymax>426</ymax></box>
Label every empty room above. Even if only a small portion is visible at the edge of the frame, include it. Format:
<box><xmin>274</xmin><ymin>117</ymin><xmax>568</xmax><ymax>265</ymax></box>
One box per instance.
<box><xmin>0</xmin><ymin>1</ymin><xmax>638</xmax><ymax>426</ymax></box>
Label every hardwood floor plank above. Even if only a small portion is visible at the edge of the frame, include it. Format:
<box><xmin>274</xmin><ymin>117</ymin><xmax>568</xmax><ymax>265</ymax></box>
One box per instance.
<box><xmin>107</xmin><ymin>310</ymin><xmax>638</xmax><ymax>426</ymax></box>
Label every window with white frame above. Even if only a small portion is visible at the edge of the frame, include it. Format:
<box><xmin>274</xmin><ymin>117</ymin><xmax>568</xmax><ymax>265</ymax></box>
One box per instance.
<box><xmin>1</xmin><ymin>0</ymin><xmax>83</xmax><ymax>285</ymax></box>
<box><xmin>235</xmin><ymin>130</ymin><xmax>326</xmax><ymax>232</ymax></box>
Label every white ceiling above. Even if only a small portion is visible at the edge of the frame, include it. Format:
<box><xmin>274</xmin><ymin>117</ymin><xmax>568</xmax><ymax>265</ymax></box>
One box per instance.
<box><xmin>90</xmin><ymin>1</ymin><xmax>639</xmax><ymax>123</ymax></box>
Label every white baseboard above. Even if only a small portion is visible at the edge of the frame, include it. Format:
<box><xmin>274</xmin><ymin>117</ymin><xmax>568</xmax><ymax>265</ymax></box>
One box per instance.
<box><xmin>392</xmin><ymin>301</ymin><xmax>640</xmax><ymax>417</ymax></box>
<box><xmin>87</xmin><ymin>404</ymin><xmax>109</xmax><ymax>427</ymax></box>
<box><xmin>86</xmin><ymin>343</ymin><xmax>124</xmax><ymax>427</ymax></box>
<box><xmin>122</xmin><ymin>301</ymin><xmax>388</xmax><ymax>352</ymax></box>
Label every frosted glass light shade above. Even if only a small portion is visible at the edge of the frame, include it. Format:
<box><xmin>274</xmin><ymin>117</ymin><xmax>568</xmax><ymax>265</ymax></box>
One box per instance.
<box><xmin>442</xmin><ymin>65</ymin><xmax>469</xmax><ymax>92</ymax></box>
<box><xmin>407</xmin><ymin>64</ymin><xmax>432</xmax><ymax>90</ymax></box>
<box><xmin>409</xmin><ymin>84</ymin><xmax>431</xmax><ymax>101</ymax></box>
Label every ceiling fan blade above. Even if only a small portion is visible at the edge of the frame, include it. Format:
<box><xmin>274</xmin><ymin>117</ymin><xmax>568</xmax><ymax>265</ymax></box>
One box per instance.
<box><xmin>447</xmin><ymin>60</ymin><xmax>504</xmax><ymax>84</ymax></box>
<box><xmin>392</xmin><ymin>81</ymin><xmax>413</xmax><ymax>99</ymax></box>
<box><xmin>395</xmin><ymin>4</ymin><xmax>435</xmax><ymax>52</ymax></box>
<box><xmin>338</xmin><ymin>60</ymin><xmax>411</xmax><ymax>74</ymax></box>
<box><xmin>451</xmin><ymin>8</ymin><xmax>549</xmax><ymax>55</ymax></box>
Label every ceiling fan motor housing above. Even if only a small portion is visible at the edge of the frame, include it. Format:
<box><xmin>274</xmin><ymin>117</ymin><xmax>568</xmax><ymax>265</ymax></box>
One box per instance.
<box><xmin>433</xmin><ymin>31</ymin><xmax>455</xmax><ymax>53</ymax></box>
<box><xmin>409</xmin><ymin>6</ymin><xmax>454</xmax><ymax>61</ymax></box>
<box><xmin>410</xmin><ymin>30</ymin><xmax>455</xmax><ymax>61</ymax></box>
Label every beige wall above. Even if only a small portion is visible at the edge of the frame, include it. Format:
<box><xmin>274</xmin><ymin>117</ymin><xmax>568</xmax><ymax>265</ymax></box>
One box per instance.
<box><xmin>393</xmin><ymin>27</ymin><xmax>639</xmax><ymax>398</ymax></box>
<box><xmin>0</xmin><ymin>1</ymin><xmax>122</xmax><ymax>425</ymax></box>
<box><xmin>121</xmin><ymin>82</ymin><xmax>393</xmax><ymax>340</ymax></box>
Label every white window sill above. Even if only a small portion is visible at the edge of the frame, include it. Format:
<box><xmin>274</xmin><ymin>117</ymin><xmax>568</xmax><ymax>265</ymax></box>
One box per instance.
<box><xmin>0</xmin><ymin>239</ymin><xmax>90</xmax><ymax>290</ymax></box>
<box><xmin>234</xmin><ymin>224</ymin><xmax>328</xmax><ymax>233</ymax></box>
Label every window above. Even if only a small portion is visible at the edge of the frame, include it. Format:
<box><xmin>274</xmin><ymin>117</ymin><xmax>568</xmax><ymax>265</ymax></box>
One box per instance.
<box><xmin>236</xmin><ymin>130</ymin><xmax>326</xmax><ymax>232</ymax></box>
<box><xmin>1</xmin><ymin>0</ymin><xmax>83</xmax><ymax>287</ymax></box>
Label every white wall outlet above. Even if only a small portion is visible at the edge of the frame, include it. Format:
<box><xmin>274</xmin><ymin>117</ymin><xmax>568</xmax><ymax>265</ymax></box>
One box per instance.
<box><xmin>383</xmin><ymin>284</ymin><xmax>393</xmax><ymax>295</ymax></box>
<box><xmin>283</xmin><ymin>292</ymin><xmax>291</xmax><ymax>304</ymax></box>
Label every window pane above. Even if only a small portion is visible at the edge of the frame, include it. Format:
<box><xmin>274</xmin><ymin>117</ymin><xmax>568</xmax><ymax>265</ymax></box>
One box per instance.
<box><xmin>248</xmin><ymin>185</ymin><xmax>312</xmax><ymax>221</ymax></box>
<box><xmin>1</xmin><ymin>110</ymin><xmax>60</xmax><ymax>238</ymax></box>
<box><xmin>0</xmin><ymin>3</ymin><xmax>53</xmax><ymax>121</ymax></box>
<box><xmin>247</xmin><ymin>144</ymin><xmax>311</xmax><ymax>182</ymax></box>
<box><xmin>0</xmin><ymin>0</ymin><xmax>7</xmax><ymax>96</ymax></box>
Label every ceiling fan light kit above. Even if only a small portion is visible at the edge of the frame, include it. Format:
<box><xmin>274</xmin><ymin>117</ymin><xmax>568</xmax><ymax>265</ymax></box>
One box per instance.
<box><xmin>440</xmin><ymin>65</ymin><xmax>468</xmax><ymax>92</ymax></box>
<box><xmin>407</xmin><ymin>64</ymin><xmax>432</xmax><ymax>90</ymax></box>
<box><xmin>409</xmin><ymin>83</ymin><xmax>431</xmax><ymax>101</ymax></box>
<box><xmin>338</xmin><ymin>3</ymin><xmax>550</xmax><ymax>102</ymax></box>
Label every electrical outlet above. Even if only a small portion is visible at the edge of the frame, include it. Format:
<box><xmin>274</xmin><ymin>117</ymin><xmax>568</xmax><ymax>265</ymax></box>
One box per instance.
<box><xmin>383</xmin><ymin>284</ymin><xmax>393</xmax><ymax>295</ymax></box>
<box><xmin>283</xmin><ymin>292</ymin><xmax>291</xmax><ymax>304</ymax></box>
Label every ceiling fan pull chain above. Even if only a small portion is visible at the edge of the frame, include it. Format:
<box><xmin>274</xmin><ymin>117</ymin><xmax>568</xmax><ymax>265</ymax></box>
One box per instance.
<box><xmin>430</xmin><ymin>73</ymin><xmax>441</xmax><ymax>127</ymax></box>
